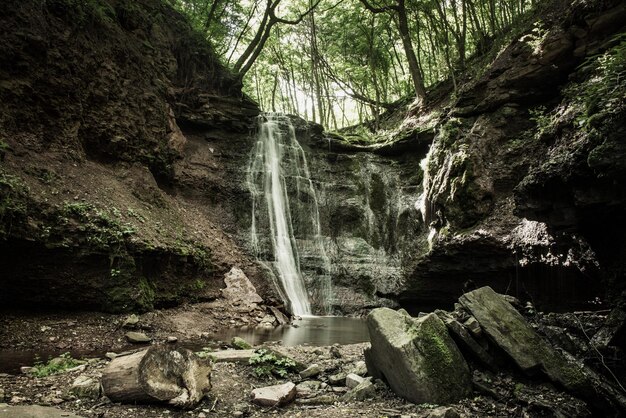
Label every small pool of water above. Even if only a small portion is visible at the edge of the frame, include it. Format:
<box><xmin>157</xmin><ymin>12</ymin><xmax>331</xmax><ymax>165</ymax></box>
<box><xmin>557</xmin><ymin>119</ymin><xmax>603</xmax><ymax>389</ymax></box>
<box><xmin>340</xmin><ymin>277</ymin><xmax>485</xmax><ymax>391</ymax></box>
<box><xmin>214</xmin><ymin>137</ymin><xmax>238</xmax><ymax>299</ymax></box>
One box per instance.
<box><xmin>210</xmin><ymin>316</ymin><xmax>369</xmax><ymax>347</ymax></box>
<box><xmin>0</xmin><ymin>317</ymin><xmax>369</xmax><ymax>374</ymax></box>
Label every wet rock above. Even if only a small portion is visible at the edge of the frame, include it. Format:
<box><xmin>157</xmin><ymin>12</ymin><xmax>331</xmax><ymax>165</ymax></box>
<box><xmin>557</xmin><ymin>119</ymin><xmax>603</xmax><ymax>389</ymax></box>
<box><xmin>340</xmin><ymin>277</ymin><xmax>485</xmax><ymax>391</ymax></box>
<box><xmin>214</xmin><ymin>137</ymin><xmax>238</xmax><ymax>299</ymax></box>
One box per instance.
<box><xmin>231</xmin><ymin>337</ymin><xmax>252</xmax><ymax>350</ymax></box>
<box><xmin>342</xmin><ymin>379</ymin><xmax>375</xmax><ymax>401</ymax></box>
<box><xmin>0</xmin><ymin>405</ymin><xmax>84</xmax><ymax>418</ymax></box>
<box><xmin>426</xmin><ymin>406</ymin><xmax>461</xmax><ymax>418</ymax></box>
<box><xmin>345</xmin><ymin>373</ymin><xmax>364</xmax><ymax>389</ymax></box>
<box><xmin>328</xmin><ymin>372</ymin><xmax>346</xmax><ymax>385</ymax></box>
<box><xmin>124</xmin><ymin>331</ymin><xmax>151</xmax><ymax>343</ymax></box>
<box><xmin>122</xmin><ymin>314</ymin><xmax>139</xmax><ymax>329</ymax></box>
<box><xmin>269</xmin><ymin>307</ymin><xmax>289</xmax><ymax>325</ymax></box>
<box><xmin>70</xmin><ymin>375</ymin><xmax>100</xmax><ymax>399</ymax></box>
<box><xmin>299</xmin><ymin>364</ymin><xmax>321</xmax><ymax>379</ymax></box>
<box><xmin>250</xmin><ymin>382</ymin><xmax>296</xmax><ymax>407</ymax></box>
<box><xmin>366</xmin><ymin>308</ymin><xmax>472</xmax><ymax>404</ymax></box>
<box><xmin>259</xmin><ymin>315</ymin><xmax>276</xmax><ymax>327</ymax></box>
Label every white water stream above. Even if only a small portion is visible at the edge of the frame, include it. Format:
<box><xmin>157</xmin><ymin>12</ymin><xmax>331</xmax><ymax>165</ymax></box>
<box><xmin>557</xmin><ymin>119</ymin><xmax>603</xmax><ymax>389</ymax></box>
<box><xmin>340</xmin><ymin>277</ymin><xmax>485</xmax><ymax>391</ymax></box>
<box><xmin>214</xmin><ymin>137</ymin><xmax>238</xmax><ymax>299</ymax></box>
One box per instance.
<box><xmin>247</xmin><ymin>114</ymin><xmax>331</xmax><ymax>316</ymax></box>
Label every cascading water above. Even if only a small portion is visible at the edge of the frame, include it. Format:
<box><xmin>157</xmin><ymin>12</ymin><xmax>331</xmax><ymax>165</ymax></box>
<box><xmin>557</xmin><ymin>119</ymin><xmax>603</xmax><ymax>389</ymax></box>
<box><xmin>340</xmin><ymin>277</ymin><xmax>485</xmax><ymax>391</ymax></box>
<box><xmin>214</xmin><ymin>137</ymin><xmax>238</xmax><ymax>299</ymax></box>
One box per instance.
<box><xmin>416</xmin><ymin>144</ymin><xmax>439</xmax><ymax>249</ymax></box>
<box><xmin>246</xmin><ymin>113</ymin><xmax>331</xmax><ymax>316</ymax></box>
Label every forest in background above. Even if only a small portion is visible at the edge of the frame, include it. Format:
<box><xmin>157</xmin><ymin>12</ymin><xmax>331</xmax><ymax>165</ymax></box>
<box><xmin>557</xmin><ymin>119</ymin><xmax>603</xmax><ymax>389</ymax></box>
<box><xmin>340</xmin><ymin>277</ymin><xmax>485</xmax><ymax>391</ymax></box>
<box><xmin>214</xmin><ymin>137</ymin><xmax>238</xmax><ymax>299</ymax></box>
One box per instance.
<box><xmin>170</xmin><ymin>0</ymin><xmax>539</xmax><ymax>129</ymax></box>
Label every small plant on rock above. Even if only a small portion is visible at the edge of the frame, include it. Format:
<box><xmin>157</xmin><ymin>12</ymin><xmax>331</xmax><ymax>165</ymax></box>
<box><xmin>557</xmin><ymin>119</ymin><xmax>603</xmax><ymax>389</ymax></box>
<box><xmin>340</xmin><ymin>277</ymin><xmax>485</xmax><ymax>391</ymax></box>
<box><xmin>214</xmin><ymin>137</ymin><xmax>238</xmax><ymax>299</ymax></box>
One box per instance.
<box><xmin>31</xmin><ymin>353</ymin><xmax>83</xmax><ymax>377</ymax></box>
<box><xmin>249</xmin><ymin>349</ymin><xmax>297</xmax><ymax>378</ymax></box>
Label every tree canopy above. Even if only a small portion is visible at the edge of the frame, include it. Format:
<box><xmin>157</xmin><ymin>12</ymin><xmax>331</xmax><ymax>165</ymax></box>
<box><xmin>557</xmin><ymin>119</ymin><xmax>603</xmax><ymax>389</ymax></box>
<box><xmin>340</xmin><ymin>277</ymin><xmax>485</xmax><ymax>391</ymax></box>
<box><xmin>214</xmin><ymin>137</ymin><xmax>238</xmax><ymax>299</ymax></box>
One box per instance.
<box><xmin>171</xmin><ymin>0</ymin><xmax>537</xmax><ymax>128</ymax></box>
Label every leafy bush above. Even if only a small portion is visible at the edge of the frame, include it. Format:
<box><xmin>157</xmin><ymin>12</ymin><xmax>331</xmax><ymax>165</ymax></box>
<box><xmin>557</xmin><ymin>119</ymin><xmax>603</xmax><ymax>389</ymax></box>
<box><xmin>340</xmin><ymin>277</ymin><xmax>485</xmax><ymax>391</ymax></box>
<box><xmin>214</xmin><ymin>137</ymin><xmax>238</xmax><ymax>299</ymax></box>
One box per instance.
<box><xmin>248</xmin><ymin>349</ymin><xmax>297</xmax><ymax>378</ymax></box>
<box><xmin>31</xmin><ymin>353</ymin><xmax>83</xmax><ymax>377</ymax></box>
<box><xmin>566</xmin><ymin>34</ymin><xmax>626</xmax><ymax>126</ymax></box>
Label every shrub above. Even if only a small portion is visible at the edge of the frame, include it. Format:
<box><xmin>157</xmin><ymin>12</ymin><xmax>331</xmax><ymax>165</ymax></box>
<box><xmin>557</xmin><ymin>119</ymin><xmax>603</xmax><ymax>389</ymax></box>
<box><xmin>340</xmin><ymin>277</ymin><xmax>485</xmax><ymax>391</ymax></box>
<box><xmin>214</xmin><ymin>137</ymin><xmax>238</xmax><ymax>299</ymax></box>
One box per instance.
<box><xmin>248</xmin><ymin>349</ymin><xmax>297</xmax><ymax>378</ymax></box>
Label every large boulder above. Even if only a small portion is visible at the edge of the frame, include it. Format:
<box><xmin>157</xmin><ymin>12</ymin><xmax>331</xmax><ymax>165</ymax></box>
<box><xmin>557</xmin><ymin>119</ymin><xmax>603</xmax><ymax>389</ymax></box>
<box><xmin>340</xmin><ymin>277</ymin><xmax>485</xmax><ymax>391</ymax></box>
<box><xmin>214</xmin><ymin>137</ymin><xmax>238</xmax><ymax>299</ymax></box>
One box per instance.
<box><xmin>365</xmin><ymin>308</ymin><xmax>472</xmax><ymax>404</ymax></box>
<box><xmin>459</xmin><ymin>287</ymin><xmax>584</xmax><ymax>382</ymax></box>
<box><xmin>221</xmin><ymin>267</ymin><xmax>263</xmax><ymax>311</ymax></box>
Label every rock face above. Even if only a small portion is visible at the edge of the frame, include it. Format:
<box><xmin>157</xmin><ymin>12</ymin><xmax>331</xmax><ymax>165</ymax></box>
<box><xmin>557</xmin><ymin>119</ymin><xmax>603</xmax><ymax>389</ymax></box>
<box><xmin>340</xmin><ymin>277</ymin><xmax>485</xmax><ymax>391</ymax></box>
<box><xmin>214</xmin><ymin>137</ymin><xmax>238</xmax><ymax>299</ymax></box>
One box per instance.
<box><xmin>365</xmin><ymin>308</ymin><xmax>472</xmax><ymax>404</ymax></box>
<box><xmin>0</xmin><ymin>0</ymin><xmax>623</xmax><ymax>316</ymax></box>
<box><xmin>0</xmin><ymin>0</ymin><xmax>263</xmax><ymax>312</ymax></box>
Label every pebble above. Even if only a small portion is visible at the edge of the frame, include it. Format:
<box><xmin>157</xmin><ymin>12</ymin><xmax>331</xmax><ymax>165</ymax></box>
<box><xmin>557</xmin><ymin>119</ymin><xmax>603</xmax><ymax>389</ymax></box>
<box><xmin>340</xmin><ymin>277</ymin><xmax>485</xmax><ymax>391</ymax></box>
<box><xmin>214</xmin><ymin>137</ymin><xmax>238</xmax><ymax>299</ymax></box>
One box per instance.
<box><xmin>105</xmin><ymin>352</ymin><xmax>117</xmax><ymax>360</ymax></box>
<box><xmin>125</xmin><ymin>331</ymin><xmax>151</xmax><ymax>343</ymax></box>
<box><xmin>345</xmin><ymin>373</ymin><xmax>364</xmax><ymax>389</ymax></box>
<box><xmin>167</xmin><ymin>336</ymin><xmax>178</xmax><ymax>343</ymax></box>
<box><xmin>351</xmin><ymin>360</ymin><xmax>367</xmax><ymax>376</ymax></box>
<box><xmin>299</xmin><ymin>364</ymin><xmax>321</xmax><ymax>379</ymax></box>
<box><xmin>122</xmin><ymin>314</ymin><xmax>140</xmax><ymax>328</ymax></box>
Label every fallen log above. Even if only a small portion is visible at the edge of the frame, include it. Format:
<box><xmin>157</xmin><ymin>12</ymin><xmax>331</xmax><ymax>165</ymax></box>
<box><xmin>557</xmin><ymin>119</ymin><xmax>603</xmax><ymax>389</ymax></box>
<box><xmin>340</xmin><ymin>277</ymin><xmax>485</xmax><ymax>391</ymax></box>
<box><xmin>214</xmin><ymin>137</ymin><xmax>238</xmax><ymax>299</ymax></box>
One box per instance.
<box><xmin>101</xmin><ymin>345</ymin><xmax>212</xmax><ymax>408</ymax></box>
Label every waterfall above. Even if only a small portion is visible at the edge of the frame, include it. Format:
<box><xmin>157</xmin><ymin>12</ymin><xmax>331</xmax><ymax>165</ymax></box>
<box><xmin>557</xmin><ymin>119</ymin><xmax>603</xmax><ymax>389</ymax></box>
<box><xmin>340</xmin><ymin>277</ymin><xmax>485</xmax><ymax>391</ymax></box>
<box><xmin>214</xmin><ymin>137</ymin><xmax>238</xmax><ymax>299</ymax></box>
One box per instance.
<box><xmin>416</xmin><ymin>144</ymin><xmax>438</xmax><ymax>249</ymax></box>
<box><xmin>247</xmin><ymin>113</ymin><xmax>331</xmax><ymax>316</ymax></box>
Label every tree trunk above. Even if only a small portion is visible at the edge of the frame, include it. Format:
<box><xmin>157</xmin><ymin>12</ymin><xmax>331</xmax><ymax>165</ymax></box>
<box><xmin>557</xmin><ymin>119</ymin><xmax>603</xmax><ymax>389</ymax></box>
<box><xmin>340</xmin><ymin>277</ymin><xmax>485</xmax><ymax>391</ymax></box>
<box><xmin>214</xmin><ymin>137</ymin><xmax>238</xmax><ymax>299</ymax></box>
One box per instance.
<box><xmin>396</xmin><ymin>0</ymin><xmax>427</xmax><ymax>103</ymax></box>
<box><xmin>101</xmin><ymin>346</ymin><xmax>212</xmax><ymax>409</ymax></box>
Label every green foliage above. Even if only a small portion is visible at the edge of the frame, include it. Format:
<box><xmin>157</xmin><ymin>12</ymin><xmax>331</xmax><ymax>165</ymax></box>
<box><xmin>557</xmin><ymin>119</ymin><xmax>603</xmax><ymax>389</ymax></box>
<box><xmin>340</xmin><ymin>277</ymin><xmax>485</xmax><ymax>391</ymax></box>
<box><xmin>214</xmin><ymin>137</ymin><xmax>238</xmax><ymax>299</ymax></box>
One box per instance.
<box><xmin>31</xmin><ymin>353</ymin><xmax>82</xmax><ymax>377</ymax></box>
<box><xmin>249</xmin><ymin>349</ymin><xmax>297</xmax><ymax>378</ymax></box>
<box><xmin>520</xmin><ymin>21</ymin><xmax>548</xmax><ymax>55</ymax></box>
<box><xmin>231</xmin><ymin>336</ymin><xmax>252</xmax><ymax>350</ymax></box>
<box><xmin>137</xmin><ymin>277</ymin><xmax>156</xmax><ymax>310</ymax></box>
<box><xmin>52</xmin><ymin>202</ymin><xmax>136</xmax><ymax>251</ymax></box>
<box><xmin>567</xmin><ymin>34</ymin><xmax>626</xmax><ymax>125</ymax></box>
<box><xmin>195</xmin><ymin>347</ymin><xmax>217</xmax><ymax>361</ymax></box>
<box><xmin>46</xmin><ymin>0</ymin><xmax>116</xmax><ymax>28</ymax></box>
<box><xmin>0</xmin><ymin>140</ymin><xmax>9</xmax><ymax>158</ymax></box>
<box><xmin>528</xmin><ymin>105</ymin><xmax>557</xmax><ymax>139</ymax></box>
<box><xmin>174</xmin><ymin>0</ymin><xmax>536</xmax><ymax>128</ymax></box>
<box><xmin>0</xmin><ymin>171</ymin><xmax>29</xmax><ymax>237</ymax></box>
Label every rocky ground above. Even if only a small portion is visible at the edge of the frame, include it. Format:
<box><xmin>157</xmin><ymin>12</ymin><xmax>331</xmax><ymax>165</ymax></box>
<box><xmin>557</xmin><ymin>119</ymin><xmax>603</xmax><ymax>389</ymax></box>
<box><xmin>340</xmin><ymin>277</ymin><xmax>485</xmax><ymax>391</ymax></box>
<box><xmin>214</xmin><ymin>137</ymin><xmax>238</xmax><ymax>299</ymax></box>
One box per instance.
<box><xmin>1</xmin><ymin>290</ymin><xmax>623</xmax><ymax>418</ymax></box>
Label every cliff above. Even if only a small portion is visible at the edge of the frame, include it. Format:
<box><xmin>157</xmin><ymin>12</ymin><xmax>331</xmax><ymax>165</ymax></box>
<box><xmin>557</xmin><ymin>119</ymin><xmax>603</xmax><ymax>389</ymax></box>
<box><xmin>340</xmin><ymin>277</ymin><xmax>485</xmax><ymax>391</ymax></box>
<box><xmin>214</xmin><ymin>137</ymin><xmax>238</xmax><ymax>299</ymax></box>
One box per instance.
<box><xmin>0</xmin><ymin>0</ymin><xmax>262</xmax><ymax>311</ymax></box>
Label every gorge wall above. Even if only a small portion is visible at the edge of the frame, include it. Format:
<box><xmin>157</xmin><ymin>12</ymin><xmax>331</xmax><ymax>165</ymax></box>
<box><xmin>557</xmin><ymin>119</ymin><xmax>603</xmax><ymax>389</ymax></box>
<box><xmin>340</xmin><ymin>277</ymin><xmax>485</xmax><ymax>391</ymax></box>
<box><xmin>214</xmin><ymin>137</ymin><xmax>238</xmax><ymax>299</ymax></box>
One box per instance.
<box><xmin>0</xmin><ymin>0</ymin><xmax>624</xmax><ymax>315</ymax></box>
<box><xmin>0</xmin><ymin>0</ymin><xmax>264</xmax><ymax>311</ymax></box>
<box><xmin>252</xmin><ymin>0</ymin><xmax>626</xmax><ymax>314</ymax></box>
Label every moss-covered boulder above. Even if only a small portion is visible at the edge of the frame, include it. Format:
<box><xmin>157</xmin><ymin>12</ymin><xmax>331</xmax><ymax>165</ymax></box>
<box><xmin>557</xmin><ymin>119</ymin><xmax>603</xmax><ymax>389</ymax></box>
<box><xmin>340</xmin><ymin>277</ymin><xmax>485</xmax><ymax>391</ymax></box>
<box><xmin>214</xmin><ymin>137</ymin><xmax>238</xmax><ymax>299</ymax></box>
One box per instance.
<box><xmin>365</xmin><ymin>308</ymin><xmax>472</xmax><ymax>404</ymax></box>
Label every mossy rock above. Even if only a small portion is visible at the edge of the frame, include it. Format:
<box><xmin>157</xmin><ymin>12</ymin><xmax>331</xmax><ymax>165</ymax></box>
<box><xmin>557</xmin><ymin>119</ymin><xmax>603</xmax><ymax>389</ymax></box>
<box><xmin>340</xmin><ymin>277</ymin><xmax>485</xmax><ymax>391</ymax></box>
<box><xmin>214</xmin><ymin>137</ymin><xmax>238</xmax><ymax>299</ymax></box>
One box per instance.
<box><xmin>365</xmin><ymin>308</ymin><xmax>472</xmax><ymax>404</ymax></box>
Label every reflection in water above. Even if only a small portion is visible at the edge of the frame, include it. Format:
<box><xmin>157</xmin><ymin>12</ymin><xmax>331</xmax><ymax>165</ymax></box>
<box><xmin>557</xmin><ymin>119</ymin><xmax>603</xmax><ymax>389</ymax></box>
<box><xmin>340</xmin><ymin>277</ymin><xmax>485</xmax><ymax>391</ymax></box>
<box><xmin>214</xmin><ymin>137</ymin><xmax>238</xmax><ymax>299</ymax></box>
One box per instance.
<box><xmin>0</xmin><ymin>318</ymin><xmax>369</xmax><ymax>375</ymax></box>
<box><xmin>211</xmin><ymin>316</ymin><xmax>369</xmax><ymax>347</ymax></box>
